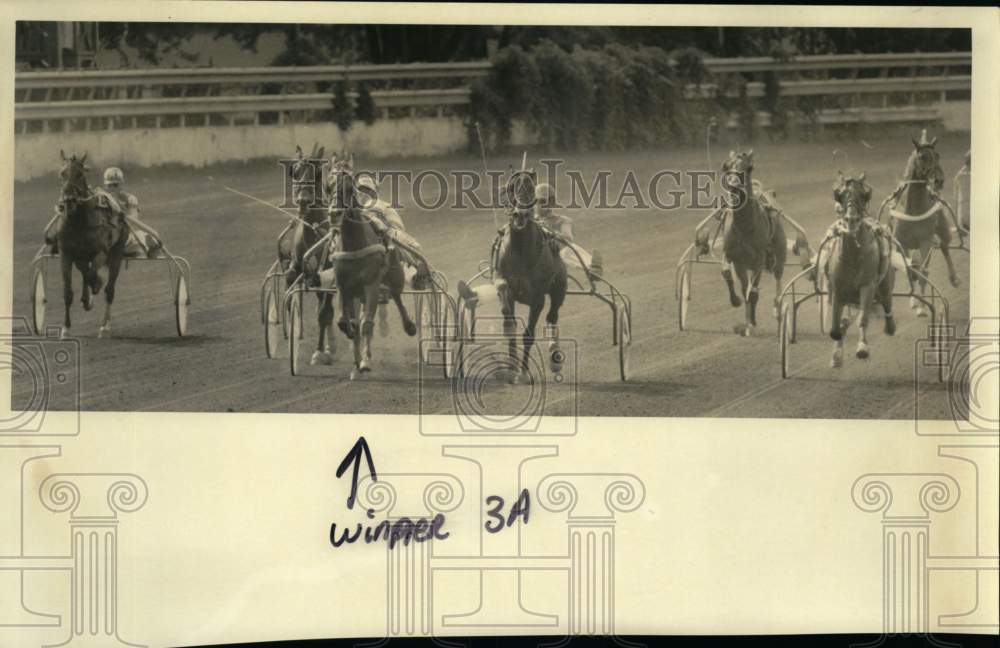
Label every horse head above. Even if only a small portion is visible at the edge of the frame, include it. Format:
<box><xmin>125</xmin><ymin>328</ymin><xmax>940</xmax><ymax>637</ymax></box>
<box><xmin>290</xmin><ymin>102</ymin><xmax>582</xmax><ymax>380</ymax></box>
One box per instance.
<box><xmin>326</xmin><ymin>151</ymin><xmax>363</xmax><ymax>227</ymax></box>
<box><xmin>59</xmin><ymin>150</ymin><xmax>91</xmax><ymax>205</ymax></box>
<box><xmin>905</xmin><ymin>130</ymin><xmax>944</xmax><ymax>191</ymax></box>
<box><xmin>833</xmin><ymin>171</ymin><xmax>872</xmax><ymax>238</ymax></box>
<box><xmin>720</xmin><ymin>149</ymin><xmax>754</xmax><ymax>206</ymax></box>
<box><xmin>290</xmin><ymin>143</ymin><xmax>326</xmax><ymax>211</ymax></box>
<box><xmin>503</xmin><ymin>168</ymin><xmax>537</xmax><ymax>232</ymax></box>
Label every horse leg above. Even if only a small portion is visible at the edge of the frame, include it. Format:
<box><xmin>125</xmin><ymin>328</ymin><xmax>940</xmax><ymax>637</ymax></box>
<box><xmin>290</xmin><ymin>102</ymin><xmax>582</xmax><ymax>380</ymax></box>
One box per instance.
<box><xmin>388</xmin><ymin>262</ymin><xmax>416</xmax><ymax>337</ymax></box>
<box><xmin>733</xmin><ymin>266</ymin><xmax>752</xmax><ymax>336</ymax></box>
<box><xmin>311</xmin><ymin>294</ymin><xmax>334</xmax><ymax>365</ymax></box>
<box><xmin>829</xmin><ymin>293</ymin><xmax>845</xmax><ymax>368</ymax></box>
<box><xmin>357</xmin><ymin>283</ymin><xmax>380</xmax><ymax>375</ymax></box>
<box><xmin>722</xmin><ymin>261</ymin><xmax>742</xmax><ymax>307</ymax></box>
<box><xmin>881</xmin><ymin>269</ymin><xmax>897</xmax><ymax>336</ymax></box>
<box><xmin>545</xmin><ymin>275</ymin><xmax>567</xmax><ymax>375</ymax></box>
<box><xmin>77</xmin><ymin>262</ymin><xmax>93</xmax><ymax>312</ymax></box>
<box><xmin>912</xmin><ymin>241</ymin><xmax>931</xmax><ymax>317</ymax></box>
<box><xmin>337</xmin><ymin>289</ymin><xmax>357</xmax><ymax>340</ymax></box>
<box><xmin>60</xmin><ymin>254</ymin><xmax>73</xmax><ymax>339</ymax></box>
<box><xmin>855</xmin><ymin>285</ymin><xmax>874</xmax><ymax>360</ymax></box>
<box><xmin>497</xmin><ymin>281</ymin><xmax>519</xmax><ymax>381</ymax></box>
<box><xmin>515</xmin><ymin>299</ymin><xmax>545</xmax><ymax>385</ymax></box>
<box><xmin>98</xmin><ymin>252</ymin><xmax>124</xmax><ymax>338</ymax></box>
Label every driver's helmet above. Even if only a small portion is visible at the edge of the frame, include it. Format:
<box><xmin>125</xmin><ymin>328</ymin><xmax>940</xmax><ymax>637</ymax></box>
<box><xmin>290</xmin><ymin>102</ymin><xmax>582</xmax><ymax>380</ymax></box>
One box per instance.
<box><xmin>103</xmin><ymin>167</ymin><xmax>125</xmax><ymax>188</ymax></box>
<box><xmin>357</xmin><ymin>175</ymin><xmax>378</xmax><ymax>205</ymax></box>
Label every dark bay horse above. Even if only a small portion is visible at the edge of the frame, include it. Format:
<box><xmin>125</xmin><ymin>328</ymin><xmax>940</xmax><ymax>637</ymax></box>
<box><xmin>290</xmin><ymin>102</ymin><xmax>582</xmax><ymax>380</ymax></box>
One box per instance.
<box><xmin>720</xmin><ymin>150</ymin><xmax>787</xmax><ymax>336</ymax></box>
<box><xmin>285</xmin><ymin>143</ymin><xmax>337</xmax><ymax>365</ymax></box>
<box><xmin>326</xmin><ymin>153</ymin><xmax>415</xmax><ymax>379</ymax></box>
<box><xmin>825</xmin><ymin>173</ymin><xmax>896</xmax><ymax>367</ymax></box>
<box><xmin>494</xmin><ymin>169</ymin><xmax>568</xmax><ymax>383</ymax></box>
<box><xmin>887</xmin><ymin>131</ymin><xmax>960</xmax><ymax>317</ymax></box>
<box><xmin>56</xmin><ymin>151</ymin><xmax>129</xmax><ymax>339</ymax></box>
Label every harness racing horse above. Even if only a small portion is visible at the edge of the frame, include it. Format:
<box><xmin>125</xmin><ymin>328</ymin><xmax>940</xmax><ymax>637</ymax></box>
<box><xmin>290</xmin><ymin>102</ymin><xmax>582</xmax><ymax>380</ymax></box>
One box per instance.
<box><xmin>56</xmin><ymin>151</ymin><xmax>129</xmax><ymax>339</ymax></box>
<box><xmin>286</xmin><ymin>143</ymin><xmax>337</xmax><ymax>365</ymax></box>
<box><xmin>326</xmin><ymin>153</ymin><xmax>415</xmax><ymax>379</ymax></box>
<box><xmin>494</xmin><ymin>168</ymin><xmax>568</xmax><ymax>383</ymax></box>
<box><xmin>719</xmin><ymin>150</ymin><xmax>787</xmax><ymax>336</ymax></box>
<box><xmin>885</xmin><ymin>131</ymin><xmax>960</xmax><ymax>317</ymax></box>
<box><xmin>825</xmin><ymin>173</ymin><xmax>896</xmax><ymax>368</ymax></box>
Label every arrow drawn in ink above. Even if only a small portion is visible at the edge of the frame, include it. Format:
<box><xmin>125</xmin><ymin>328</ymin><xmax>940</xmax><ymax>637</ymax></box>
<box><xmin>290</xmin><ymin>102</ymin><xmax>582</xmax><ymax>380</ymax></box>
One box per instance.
<box><xmin>336</xmin><ymin>436</ymin><xmax>377</xmax><ymax>510</ymax></box>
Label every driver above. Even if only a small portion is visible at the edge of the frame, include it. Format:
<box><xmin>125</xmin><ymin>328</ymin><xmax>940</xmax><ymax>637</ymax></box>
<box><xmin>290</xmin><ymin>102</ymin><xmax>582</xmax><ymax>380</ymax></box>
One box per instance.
<box><xmin>534</xmin><ymin>183</ymin><xmax>603</xmax><ymax>277</ymax></box>
<box><xmin>356</xmin><ymin>175</ymin><xmax>430</xmax><ymax>290</ymax></box>
<box><xmin>43</xmin><ymin>166</ymin><xmax>162</xmax><ymax>258</ymax></box>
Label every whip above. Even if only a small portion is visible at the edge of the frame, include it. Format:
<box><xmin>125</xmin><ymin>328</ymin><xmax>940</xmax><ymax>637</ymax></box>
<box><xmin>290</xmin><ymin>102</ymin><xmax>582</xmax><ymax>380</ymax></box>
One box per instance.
<box><xmin>474</xmin><ymin>122</ymin><xmax>501</xmax><ymax>231</ymax></box>
<box><xmin>222</xmin><ymin>185</ymin><xmax>320</xmax><ymax>232</ymax></box>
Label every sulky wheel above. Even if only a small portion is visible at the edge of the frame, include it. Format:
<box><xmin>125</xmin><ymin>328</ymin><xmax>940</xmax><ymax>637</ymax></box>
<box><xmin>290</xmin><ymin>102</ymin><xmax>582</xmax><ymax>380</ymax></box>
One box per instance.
<box><xmin>263</xmin><ymin>283</ymin><xmax>282</xmax><ymax>358</ymax></box>
<box><xmin>618</xmin><ymin>306</ymin><xmax>631</xmax><ymax>382</ymax></box>
<box><xmin>415</xmin><ymin>293</ymin><xmax>433</xmax><ymax>365</ymax></box>
<box><xmin>288</xmin><ymin>291</ymin><xmax>302</xmax><ymax>376</ymax></box>
<box><xmin>437</xmin><ymin>298</ymin><xmax>455</xmax><ymax>380</ymax></box>
<box><xmin>818</xmin><ymin>271</ymin><xmax>830</xmax><ymax>335</ymax></box>
<box><xmin>780</xmin><ymin>302</ymin><xmax>792</xmax><ymax>378</ymax></box>
<box><xmin>31</xmin><ymin>267</ymin><xmax>46</xmax><ymax>335</ymax></box>
<box><xmin>175</xmin><ymin>273</ymin><xmax>190</xmax><ymax>337</ymax></box>
<box><xmin>677</xmin><ymin>266</ymin><xmax>691</xmax><ymax>331</ymax></box>
<box><xmin>454</xmin><ymin>301</ymin><xmax>477</xmax><ymax>379</ymax></box>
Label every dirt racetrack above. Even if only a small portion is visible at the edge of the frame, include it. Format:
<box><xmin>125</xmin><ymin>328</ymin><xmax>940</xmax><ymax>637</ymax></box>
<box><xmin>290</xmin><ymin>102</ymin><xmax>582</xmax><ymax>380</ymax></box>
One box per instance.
<box><xmin>11</xmin><ymin>134</ymin><xmax>971</xmax><ymax>418</ymax></box>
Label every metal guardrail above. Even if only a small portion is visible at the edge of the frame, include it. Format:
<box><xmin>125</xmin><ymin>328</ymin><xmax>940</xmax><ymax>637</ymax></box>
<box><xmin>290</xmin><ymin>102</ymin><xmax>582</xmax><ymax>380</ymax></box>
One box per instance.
<box><xmin>14</xmin><ymin>52</ymin><xmax>970</xmax><ymax>131</ymax></box>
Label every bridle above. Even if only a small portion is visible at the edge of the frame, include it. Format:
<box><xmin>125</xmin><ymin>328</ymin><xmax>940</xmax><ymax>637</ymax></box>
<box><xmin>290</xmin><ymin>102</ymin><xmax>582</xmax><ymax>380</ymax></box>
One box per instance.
<box><xmin>505</xmin><ymin>171</ymin><xmax>537</xmax><ymax>231</ymax></box>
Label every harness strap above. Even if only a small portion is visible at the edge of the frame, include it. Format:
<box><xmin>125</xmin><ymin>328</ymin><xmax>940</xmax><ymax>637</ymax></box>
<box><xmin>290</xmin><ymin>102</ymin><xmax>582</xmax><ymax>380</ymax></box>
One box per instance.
<box><xmin>889</xmin><ymin>202</ymin><xmax>942</xmax><ymax>223</ymax></box>
<box><xmin>330</xmin><ymin>244</ymin><xmax>386</xmax><ymax>261</ymax></box>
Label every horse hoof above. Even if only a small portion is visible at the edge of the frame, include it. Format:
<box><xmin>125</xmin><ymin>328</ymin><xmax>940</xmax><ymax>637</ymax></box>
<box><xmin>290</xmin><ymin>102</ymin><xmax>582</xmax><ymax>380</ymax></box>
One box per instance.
<box><xmin>730</xmin><ymin>296</ymin><xmax>742</xmax><ymax>308</ymax></box>
<box><xmin>884</xmin><ymin>317</ymin><xmax>896</xmax><ymax>336</ymax></box>
<box><xmin>916</xmin><ymin>307</ymin><xmax>929</xmax><ymax>318</ymax></box>
<box><xmin>743</xmin><ymin>325</ymin><xmax>754</xmax><ymax>337</ymax></box>
<box><xmin>60</xmin><ymin>327</ymin><xmax>70</xmax><ymax>340</ymax></box>
<box><xmin>350</xmin><ymin>368</ymin><xmax>360</xmax><ymax>381</ymax></box>
<box><xmin>98</xmin><ymin>325</ymin><xmax>111</xmax><ymax>339</ymax></box>
<box><xmin>82</xmin><ymin>300</ymin><xmax>93</xmax><ymax>312</ymax></box>
<box><xmin>310</xmin><ymin>351</ymin><xmax>333</xmax><ymax>366</ymax></box>
<box><xmin>830</xmin><ymin>329</ymin><xmax>842</xmax><ymax>342</ymax></box>
<box><xmin>950</xmin><ymin>274</ymin><xmax>961</xmax><ymax>288</ymax></box>
<box><xmin>831</xmin><ymin>355</ymin><xmax>843</xmax><ymax>369</ymax></box>
<box><xmin>359</xmin><ymin>360</ymin><xmax>372</xmax><ymax>373</ymax></box>
<box><xmin>856</xmin><ymin>345</ymin><xmax>870</xmax><ymax>360</ymax></box>
<box><xmin>404</xmin><ymin>321</ymin><xmax>417</xmax><ymax>337</ymax></box>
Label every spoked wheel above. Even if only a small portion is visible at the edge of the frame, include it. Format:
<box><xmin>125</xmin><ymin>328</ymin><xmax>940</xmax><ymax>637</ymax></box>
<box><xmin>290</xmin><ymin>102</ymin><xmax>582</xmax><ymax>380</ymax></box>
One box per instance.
<box><xmin>617</xmin><ymin>307</ymin><xmax>631</xmax><ymax>382</ymax></box>
<box><xmin>31</xmin><ymin>267</ymin><xmax>46</xmax><ymax>335</ymax></box>
<box><xmin>455</xmin><ymin>302</ymin><xmax>476</xmax><ymax>379</ymax></box>
<box><xmin>780</xmin><ymin>302</ymin><xmax>792</xmax><ymax>378</ymax></box>
<box><xmin>415</xmin><ymin>293</ymin><xmax>433</xmax><ymax>364</ymax></box>
<box><xmin>677</xmin><ymin>266</ymin><xmax>691</xmax><ymax>331</ymax></box>
<box><xmin>288</xmin><ymin>291</ymin><xmax>302</xmax><ymax>376</ymax></box>
<box><xmin>437</xmin><ymin>298</ymin><xmax>454</xmax><ymax>380</ymax></box>
<box><xmin>264</xmin><ymin>284</ymin><xmax>282</xmax><ymax>358</ymax></box>
<box><xmin>175</xmin><ymin>273</ymin><xmax>190</xmax><ymax>337</ymax></box>
<box><xmin>818</xmin><ymin>272</ymin><xmax>829</xmax><ymax>334</ymax></box>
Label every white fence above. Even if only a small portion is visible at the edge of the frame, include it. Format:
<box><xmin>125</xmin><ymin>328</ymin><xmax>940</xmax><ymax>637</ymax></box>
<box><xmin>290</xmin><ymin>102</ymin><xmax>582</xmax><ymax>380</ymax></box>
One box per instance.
<box><xmin>13</xmin><ymin>52</ymin><xmax>970</xmax><ymax>180</ymax></box>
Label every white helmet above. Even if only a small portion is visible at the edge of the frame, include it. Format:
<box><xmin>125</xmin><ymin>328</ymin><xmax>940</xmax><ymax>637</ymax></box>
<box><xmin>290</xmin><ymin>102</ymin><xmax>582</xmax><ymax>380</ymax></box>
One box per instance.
<box><xmin>534</xmin><ymin>182</ymin><xmax>555</xmax><ymax>204</ymax></box>
<box><xmin>357</xmin><ymin>174</ymin><xmax>378</xmax><ymax>199</ymax></box>
<box><xmin>103</xmin><ymin>167</ymin><xmax>124</xmax><ymax>186</ymax></box>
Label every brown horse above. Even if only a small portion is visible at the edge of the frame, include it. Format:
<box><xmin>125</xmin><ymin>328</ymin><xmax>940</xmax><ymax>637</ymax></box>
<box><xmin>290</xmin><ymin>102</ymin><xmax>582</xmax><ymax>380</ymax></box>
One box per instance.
<box><xmin>285</xmin><ymin>143</ymin><xmax>337</xmax><ymax>365</ymax></box>
<box><xmin>825</xmin><ymin>173</ymin><xmax>896</xmax><ymax>368</ymax></box>
<box><xmin>326</xmin><ymin>153</ymin><xmax>415</xmax><ymax>379</ymax></box>
<box><xmin>56</xmin><ymin>151</ymin><xmax>129</xmax><ymax>339</ymax></box>
<box><xmin>719</xmin><ymin>150</ymin><xmax>787</xmax><ymax>336</ymax></box>
<box><xmin>886</xmin><ymin>131</ymin><xmax>960</xmax><ymax>317</ymax></box>
<box><xmin>493</xmin><ymin>168</ymin><xmax>568</xmax><ymax>383</ymax></box>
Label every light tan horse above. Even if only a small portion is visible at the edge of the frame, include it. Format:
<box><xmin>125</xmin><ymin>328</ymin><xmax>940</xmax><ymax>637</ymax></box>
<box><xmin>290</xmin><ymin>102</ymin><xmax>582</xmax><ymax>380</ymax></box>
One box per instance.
<box><xmin>824</xmin><ymin>174</ymin><xmax>896</xmax><ymax>367</ymax></box>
